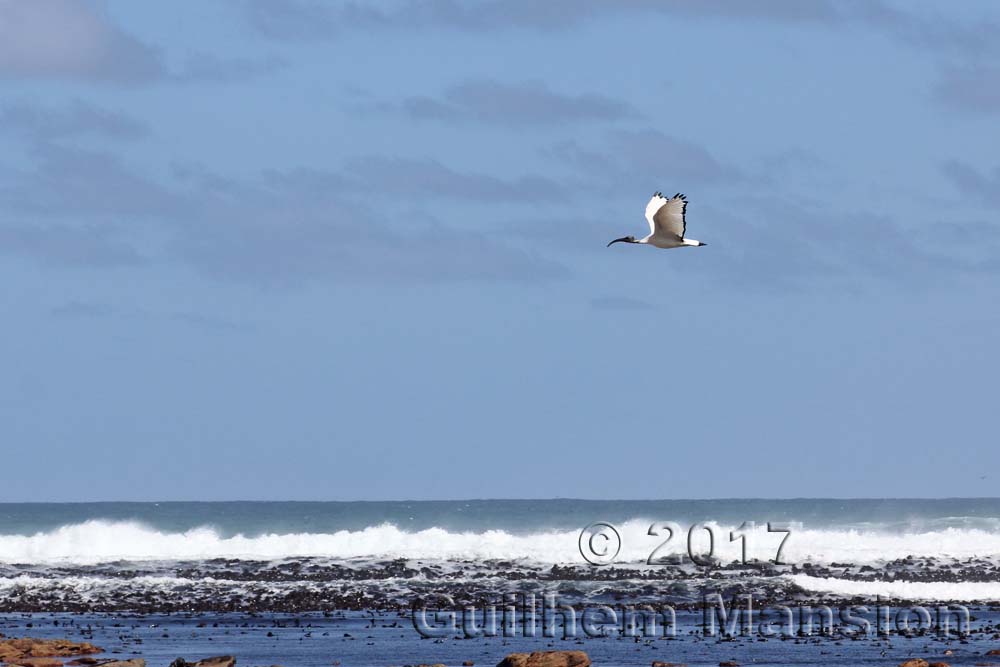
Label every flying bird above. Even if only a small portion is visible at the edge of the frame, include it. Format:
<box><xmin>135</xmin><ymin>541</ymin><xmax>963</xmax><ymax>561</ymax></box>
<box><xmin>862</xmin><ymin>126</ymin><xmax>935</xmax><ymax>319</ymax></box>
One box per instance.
<box><xmin>607</xmin><ymin>192</ymin><xmax>706</xmax><ymax>249</ymax></box>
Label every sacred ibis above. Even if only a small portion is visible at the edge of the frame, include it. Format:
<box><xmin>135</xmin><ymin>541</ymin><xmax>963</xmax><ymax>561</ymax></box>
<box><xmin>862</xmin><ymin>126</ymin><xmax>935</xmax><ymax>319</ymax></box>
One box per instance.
<box><xmin>607</xmin><ymin>192</ymin><xmax>706</xmax><ymax>249</ymax></box>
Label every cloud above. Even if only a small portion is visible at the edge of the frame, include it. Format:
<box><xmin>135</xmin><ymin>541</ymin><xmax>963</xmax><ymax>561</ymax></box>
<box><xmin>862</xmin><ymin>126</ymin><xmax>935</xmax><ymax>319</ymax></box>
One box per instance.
<box><xmin>244</xmin><ymin>0</ymin><xmax>845</xmax><ymax>39</ymax></box>
<box><xmin>690</xmin><ymin>192</ymin><xmax>998</xmax><ymax>289</ymax></box>
<box><xmin>942</xmin><ymin>160</ymin><xmax>1000</xmax><ymax>207</ymax></box>
<box><xmin>0</xmin><ymin>99</ymin><xmax>149</xmax><ymax>142</ymax></box>
<box><xmin>165</xmin><ymin>174</ymin><xmax>568</xmax><ymax>286</ymax></box>
<box><xmin>345</xmin><ymin>156</ymin><xmax>566</xmax><ymax>202</ymax></box>
<box><xmin>933</xmin><ymin>67</ymin><xmax>1000</xmax><ymax>114</ymax></box>
<box><xmin>610</xmin><ymin>130</ymin><xmax>740</xmax><ymax>184</ymax></box>
<box><xmin>0</xmin><ymin>2</ymin><xmax>283</xmax><ymax>86</ymax></box>
<box><xmin>243</xmin><ymin>0</ymin><xmax>370</xmax><ymax>40</ymax></box>
<box><xmin>0</xmin><ymin>119</ymin><xmax>576</xmax><ymax>283</ymax></box>
<box><xmin>243</xmin><ymin>1</ymin><xmax>1000</xmax><ymax>66</ymax></box>
<box><xmin>547</xmin><ymin>129</ymin><xmax>740</xmax><ymax>190</ymax></box>
<box><xmin>0</xmin><ymin>222</ymin><xmax>143</xmax><ymax>268</ymax></box>
<box><xmin>394</xmin><ymin>80</ymin><xmax>637</xmax><ymax>126</ymax></box>
<box><xmin>2</xmin><ymin>143</ymin><xmax>184</xmax><ymax>218</ymax></box>
<box><xmin>169</xmin><ymin>161</ymin><xmax>570</xmax><ymax>284</ymax></box>
<box><xmin>854</xmin><ymin>3</ymin><xmax>1000</xmax><ymax>59</ymax></box>
<box><xmin>1</xmin><ymin>142</ymin><xmax>567</xmax><ymax>285</ymax></box>
<box><xmin>170</xmin><ymin>52</ymin><xmax>287</xmax><ymax>83</ymax></box>
<box><xmin>175</xmin><ymin>155</ymin><xmax>567</xmax><ymax>206</ymax></box>
<box><xmin>0</xmin><ymin>0</ymin><xmax>164</xmax><ymax>83</ymax></box>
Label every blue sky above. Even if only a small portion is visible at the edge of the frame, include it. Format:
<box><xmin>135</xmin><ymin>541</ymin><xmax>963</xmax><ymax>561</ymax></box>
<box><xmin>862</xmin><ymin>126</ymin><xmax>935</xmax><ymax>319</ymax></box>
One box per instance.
<box><xmin>1</xmin><ymin>0</ymin><xmax>999</xmax><ymax>501</ymax></box>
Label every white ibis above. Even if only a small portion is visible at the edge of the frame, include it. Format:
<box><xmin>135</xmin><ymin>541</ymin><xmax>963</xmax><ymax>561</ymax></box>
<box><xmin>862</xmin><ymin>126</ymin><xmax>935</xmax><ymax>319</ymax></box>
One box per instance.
<box><xmin>607</xmin><ymin>192</ymin><xmax>706</xmax><ymax>249</ymax></box>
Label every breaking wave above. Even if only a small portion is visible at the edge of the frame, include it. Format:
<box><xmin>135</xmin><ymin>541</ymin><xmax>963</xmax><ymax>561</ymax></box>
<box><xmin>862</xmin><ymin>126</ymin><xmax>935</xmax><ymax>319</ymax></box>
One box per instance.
<box><xmin>1</xmin><ymin>519</ymin><xmax>999</xmax><ymax>566</ymax></box>
<box><xmin>788</xmin><ymin>574</ymin><xmax>1000</xmax><ymax>601</ymax></box>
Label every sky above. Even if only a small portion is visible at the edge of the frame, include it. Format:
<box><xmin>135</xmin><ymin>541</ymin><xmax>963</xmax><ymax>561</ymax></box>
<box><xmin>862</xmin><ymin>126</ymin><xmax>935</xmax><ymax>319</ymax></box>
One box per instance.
<box><xmin>1</xmin><ymin>0</ymin><xmax>999</xmax><ymax>501</ymax></box>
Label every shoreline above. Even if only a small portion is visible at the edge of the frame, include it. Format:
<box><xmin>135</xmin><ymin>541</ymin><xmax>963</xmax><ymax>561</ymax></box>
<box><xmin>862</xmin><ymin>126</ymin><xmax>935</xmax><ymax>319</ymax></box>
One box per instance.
<box><xmin>3</xmin><ymin>609</ymin><xmax>1000</xmax><ymax>667</ymax></box>
<box><xmin>4</xmin><ymin>556</ymin><xmax>1000</xmax><ymax>614</ymax></box>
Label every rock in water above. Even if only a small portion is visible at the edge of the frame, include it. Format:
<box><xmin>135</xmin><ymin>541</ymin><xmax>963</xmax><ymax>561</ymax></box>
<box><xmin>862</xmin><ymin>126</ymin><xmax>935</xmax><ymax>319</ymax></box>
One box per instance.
<box><xmin>100</xmin><ymin>661</ymin><xmax>146</xmax><ymax>667</ymax></box>
<box><xmin>169</xmin><ymin>659</ymin><xmax>235</xmax><ymax>667</ymax></box>
<box><xmin>900</xmin><ymin>660</ymin><xmax>930</xmax><ymax>667</ymax></box>
<box><xmin>496</xmin><ymin>651</ymin><xmax>590</xmax><ymax>667</ymax></box>
<box><xmin>0</xmin><ymin>639</ymin><xmax>103</xmax><ymax>663</ymax></box>
<box><xmin>11</xmin><ymin>658</ymin><xmax>66</xmax><ymax>667</ymax></box>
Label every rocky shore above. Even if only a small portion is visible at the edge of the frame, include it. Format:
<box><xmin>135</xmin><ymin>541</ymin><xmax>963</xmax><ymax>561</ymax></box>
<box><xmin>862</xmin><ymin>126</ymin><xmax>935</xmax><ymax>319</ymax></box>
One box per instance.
<box><xmin>0</xmin><ymin>638</ymin><xmax>591</xmax><ymax>667</ymax></box>
<box><xmin>2</xmin><ymin>555</ymin><xmax>998</xmax><ymax>614</ymax></box>
<box><xmin>0</xmin><ymin>641</ymin><xmax>595</xmax><ymax>667</ymax></box>
<box><xmin>0</xmin><ymin>638</ymin><xmax>239</xmax><ymax>667</ymax></box>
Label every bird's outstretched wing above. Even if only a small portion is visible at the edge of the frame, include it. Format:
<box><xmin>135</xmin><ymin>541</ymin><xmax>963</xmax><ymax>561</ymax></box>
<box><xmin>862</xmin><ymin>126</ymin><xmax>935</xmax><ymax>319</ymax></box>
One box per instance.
<box><xmin>644</xmin><ymin>192</ymin><xmax>687</xmax><ymax>239</ymax></box>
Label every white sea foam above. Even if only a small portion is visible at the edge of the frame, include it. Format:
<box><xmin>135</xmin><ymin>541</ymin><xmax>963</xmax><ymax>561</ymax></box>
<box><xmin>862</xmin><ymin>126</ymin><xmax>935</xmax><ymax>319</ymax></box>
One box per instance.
<box><xmin>787</xmin><ymin>574</ymin><xmax>1000</xmax><ymax>601</ymax></box>
<box><xmin>0</xmin><ymin>573</ymin><xmax>318</xmax><ymax>602</ymax></box>
<box><xmin>0</xmin><ymin>573</ymin><xmax>434</xmax><ymax>605</ymax></box>
<box><xmin>0</xmin><ymin>574</ymin><xmax>216</xmax><ymax>593</ymax></box>
<box><xmin>0</xmin><ymin>519</ymin><xmax>998</xmax><ymax>565</ymax></box>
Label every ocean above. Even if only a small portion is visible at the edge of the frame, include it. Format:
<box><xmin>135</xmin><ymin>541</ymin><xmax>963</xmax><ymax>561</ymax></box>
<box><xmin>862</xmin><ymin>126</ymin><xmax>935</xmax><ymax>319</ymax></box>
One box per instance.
<box><xmin>2</xmin><ymin>499</ymin><xmax>999</xmax><ymax>666</ymax></box>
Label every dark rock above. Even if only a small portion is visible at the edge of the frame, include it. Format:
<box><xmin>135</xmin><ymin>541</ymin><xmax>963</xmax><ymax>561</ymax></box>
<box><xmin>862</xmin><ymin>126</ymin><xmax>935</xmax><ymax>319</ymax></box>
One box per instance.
<box><xmin>497</xmin><ymin>651</ymin><xmax>590</xmax><ymax>667</ymax></box>
<box><xmin>169</xmin><ymin>659</ymin><xmax>234</xmax><ymax>667</ymax></box>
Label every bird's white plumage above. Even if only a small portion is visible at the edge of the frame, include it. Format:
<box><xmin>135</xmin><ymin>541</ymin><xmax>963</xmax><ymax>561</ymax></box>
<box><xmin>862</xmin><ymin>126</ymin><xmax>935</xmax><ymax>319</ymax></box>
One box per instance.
<box><xmin>647</xmin><ymin>193</ymin><xmax>686</xmax><ymax>240</ymax></box>
<box><xmin>644</xmin><ymin>194</ymin><xmax>667</xmax><ymax>235</ymax></box>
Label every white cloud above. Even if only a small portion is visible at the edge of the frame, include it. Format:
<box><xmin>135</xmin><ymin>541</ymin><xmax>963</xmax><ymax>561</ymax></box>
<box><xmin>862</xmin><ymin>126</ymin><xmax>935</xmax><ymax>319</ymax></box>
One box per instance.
<box><xmin>0</xmin><ymin>0</ymin><xmax>163</xmax><ymax>82</ymax></box>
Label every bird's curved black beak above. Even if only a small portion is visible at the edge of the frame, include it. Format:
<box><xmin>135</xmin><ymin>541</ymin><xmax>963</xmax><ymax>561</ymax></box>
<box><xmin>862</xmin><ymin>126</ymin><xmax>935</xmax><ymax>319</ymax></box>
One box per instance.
<box><xmin>607</xmin><ymin>236</ymin><xmax>631</xmax><ymax>247</ymax></box>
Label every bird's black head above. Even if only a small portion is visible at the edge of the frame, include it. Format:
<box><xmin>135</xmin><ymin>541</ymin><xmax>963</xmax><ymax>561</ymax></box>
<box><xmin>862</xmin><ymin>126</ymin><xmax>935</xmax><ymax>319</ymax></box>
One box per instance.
<box><xmin>607</xmin><ymin>235</ymin><xmax>635</xmax><ymax>247</ymax></box>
